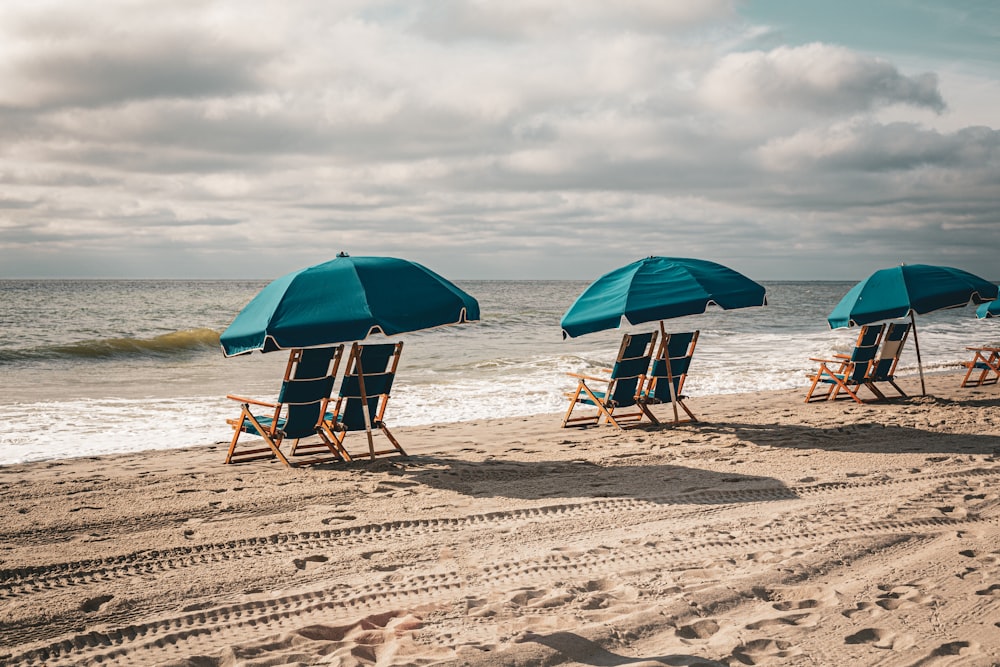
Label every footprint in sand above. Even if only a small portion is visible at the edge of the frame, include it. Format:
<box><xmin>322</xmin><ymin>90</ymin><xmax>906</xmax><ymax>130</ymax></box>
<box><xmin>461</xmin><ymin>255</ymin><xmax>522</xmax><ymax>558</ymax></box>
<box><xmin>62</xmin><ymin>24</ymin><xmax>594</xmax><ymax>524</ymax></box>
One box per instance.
<box><xmin>80</xmin><ymin>594</ymin><xmax>113</xmax><ymax>613</ymax></box>
<box><xmin>730</xmin><ymin>638</ymin><xmax>798</xmax><ymax>664</ymax></box>
<box><xmin>772</xmin><ymin>598</ymin><xmax>820</xmax><ymax>612</ymax></box>
<box><xmin>842</xmin><ymin>601</ymin><xmax>882</xmax><ymax>620</ymax></box>
<box><xmin>975</xmin><ymin>583</ymin><xmax>1000</xmax><ymax>596</ymax></box>
<box><xmin>938</xmin><ymin>505</ymin><xmax>969</xmax><ymax>519</ymax></box>
<box><xmin>875</xmin><ymin>584</ymin><xmax>934</xmax><ymax>611</ymax></box>
<box><xmin>845</xmin><ymin>627</ymin><xmax>914</xmax><ymax>650</ymax></box>
<box><xmin>293</xmin><ymin>554</ymin><xmax>329</xmax><ymax>571</ymax></box>
<box><xmin>675</xmin><ymin>619</ymin><xmax>720</xmax><ymax>640</ymax></box>
<box><xmin>745</xmin><ymin>613</ymin><xmax>815</xmax><ymax>630</ymax></box>
<box><xmin>930</xmin><ymin>640</ymin><xmax>981</xmax><ymax>658</ymax></box>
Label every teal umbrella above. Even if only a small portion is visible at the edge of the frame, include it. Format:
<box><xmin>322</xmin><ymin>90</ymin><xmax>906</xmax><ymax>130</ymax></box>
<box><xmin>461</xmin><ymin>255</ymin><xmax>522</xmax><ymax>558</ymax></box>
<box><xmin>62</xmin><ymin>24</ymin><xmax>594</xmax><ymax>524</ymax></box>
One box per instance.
<box><xmin>221</xmin><ymin>253</ymin><xmax>479</xmax><ymax>356</ymax></box>
<box><xmin>828</xmin><ymin>264</ymin><xmax>997</xmax><ymax>395</ymax></box>
<box><xmin>977</xmin><ymin>300</ymin><xmax>1000</xmax><ymax>318</ymax></box>
<box><xmin>560</xmin><ymin>256</ymin><xmax>766</xmax><ymax>339</ymax></box>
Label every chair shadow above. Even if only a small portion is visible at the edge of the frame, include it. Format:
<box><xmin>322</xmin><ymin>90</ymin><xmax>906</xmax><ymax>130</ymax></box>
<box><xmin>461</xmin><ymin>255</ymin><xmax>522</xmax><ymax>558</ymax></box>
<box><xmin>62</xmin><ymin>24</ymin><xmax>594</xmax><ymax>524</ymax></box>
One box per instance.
<box><xmin>698</xmin><ymin>420</ymin><xmax>1000</xmax><ymax>456</ymax></box>
<box><xmin>522</xmin><ymin>631</ymin><xmax>724</xmax><ymax>667</ymax></box>
<box><xmin>367</xmin><ymin>454</ymin><xmax>794</xmax><ymax>505</ymax></box>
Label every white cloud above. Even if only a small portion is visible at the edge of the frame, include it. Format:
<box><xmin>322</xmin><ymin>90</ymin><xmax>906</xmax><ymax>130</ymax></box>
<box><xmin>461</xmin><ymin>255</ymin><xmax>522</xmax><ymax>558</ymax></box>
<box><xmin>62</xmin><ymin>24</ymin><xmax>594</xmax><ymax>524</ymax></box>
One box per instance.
<box><xmin>700</xmin><ymin>43</ymin><xmax>945</xmax><ymax>114</ymax></box>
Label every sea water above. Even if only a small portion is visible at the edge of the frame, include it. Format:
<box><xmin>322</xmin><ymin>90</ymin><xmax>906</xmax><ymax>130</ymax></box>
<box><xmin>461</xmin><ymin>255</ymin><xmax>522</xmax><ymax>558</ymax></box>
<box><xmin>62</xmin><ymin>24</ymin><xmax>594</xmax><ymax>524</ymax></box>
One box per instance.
<box><xmin>1</xmin><ymin>279</ymin><xmax>996</xmax><ymax>465</ymax></box>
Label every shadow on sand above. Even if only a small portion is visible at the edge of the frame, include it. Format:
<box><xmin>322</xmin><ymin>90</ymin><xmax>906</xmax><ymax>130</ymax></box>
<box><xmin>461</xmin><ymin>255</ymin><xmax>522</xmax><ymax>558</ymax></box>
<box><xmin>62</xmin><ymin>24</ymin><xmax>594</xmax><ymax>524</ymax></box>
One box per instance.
<box><xmin>493</xmin><ymin>630</ymin><xmax>725</xmax><ymax>667</ymax></box>
<box><xmin>697</xmin><ymin>419</ymin><xmax>1000</xmax><ymax>456</ymax></box>
<box><xmin>346</xmin><ymin>454</ymin><xmax>795</xmax><ymax>505</ymax></box>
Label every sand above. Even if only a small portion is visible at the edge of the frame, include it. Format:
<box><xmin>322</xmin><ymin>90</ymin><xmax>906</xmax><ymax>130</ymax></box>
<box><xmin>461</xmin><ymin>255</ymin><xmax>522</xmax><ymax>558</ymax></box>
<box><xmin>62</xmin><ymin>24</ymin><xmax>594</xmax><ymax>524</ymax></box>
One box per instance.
<box><xmin>1</xmin><ymin>371</ymin><xmax>999</xmax><ymax>666</ymax></box>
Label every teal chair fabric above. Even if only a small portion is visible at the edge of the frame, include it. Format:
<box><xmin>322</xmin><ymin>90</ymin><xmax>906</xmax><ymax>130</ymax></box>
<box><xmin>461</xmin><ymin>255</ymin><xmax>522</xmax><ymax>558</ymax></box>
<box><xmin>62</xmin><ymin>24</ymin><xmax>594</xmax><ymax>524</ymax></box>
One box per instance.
<box><xmin>805</xmin><ymin>324</ymin><xmax>884</xmax><ymax>403</ymax></box>
<box><xmin>640</xmin><ymin>331</ymin><xmax>699</xmax><ymax>424</ymax></box>
<box><xmin>226</xmin><ymin>346</ymin><xmax>346</xmax><ymax>466</ymax></box>
<box><xmin>961</xmin><ymin>346</ymin><xmax>1000</xmax><ymax>387</ymax></box>
<box><xmin>864</xmin><ymin>322</ymin><xmax>911</xmax><ymax>398</ymax></box>
<box><xmin>563</xmin><ymin>331</ymin><xmax>657</xmax><ymax>429</ymax></box>
<box><xmin>328</xmin><ymin>342</ymin><xmax>406</xmax><ymax>460</ymax></box>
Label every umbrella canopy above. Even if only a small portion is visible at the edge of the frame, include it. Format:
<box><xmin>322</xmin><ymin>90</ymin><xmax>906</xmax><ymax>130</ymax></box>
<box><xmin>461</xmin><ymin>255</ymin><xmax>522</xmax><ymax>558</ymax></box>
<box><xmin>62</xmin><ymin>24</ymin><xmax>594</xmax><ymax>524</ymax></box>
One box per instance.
<box><xmin>828</xmin><ymin>264</ymin><xmax>996</xmax><ymax>329</ymax></box>
<box><xmin>221</xmin><ymin>254</ymin><xmax>479</xmax><ymax>356</ymax></box>
<box><xmin>977</xmin><ymin>300</ymin><xmax>1000</xmax><ymax>319</ymax></box>
<box><xmin>827</xmin><ymin>263</ymin><xmax>998</xmax><ymax>394</ymax></box>
<box><xmin>560</xmin><ymin>256</ymin><xmax>767</xmax><ymax>338</ymax></box>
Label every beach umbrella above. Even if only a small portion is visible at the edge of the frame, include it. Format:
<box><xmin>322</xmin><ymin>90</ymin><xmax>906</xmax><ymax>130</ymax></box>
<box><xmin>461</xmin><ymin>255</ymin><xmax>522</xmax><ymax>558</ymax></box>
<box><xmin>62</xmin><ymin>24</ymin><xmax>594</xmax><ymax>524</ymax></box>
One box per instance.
<box><xmin>827</xmin><ymin>264</ymin><xmax>998</xmax><ymax>395</ymax></box>
<box><xmin>560</xmin><ymin>256</ymin><xmax>767</xmax><ymax>339</ymax></box>
<box><xmin>561</xmin><ymin>256</ymin><xmax>766</xmax><ymax>424</ymax></box>
<box><xmin>976</xmin><ymin>300</ymin><xmax>1000</xmax><ymax>318</ymax></box>
<box><xmin>220</xmin><ymin>253</ymin><xmax>479</xmax><ymax>356</ymax></box>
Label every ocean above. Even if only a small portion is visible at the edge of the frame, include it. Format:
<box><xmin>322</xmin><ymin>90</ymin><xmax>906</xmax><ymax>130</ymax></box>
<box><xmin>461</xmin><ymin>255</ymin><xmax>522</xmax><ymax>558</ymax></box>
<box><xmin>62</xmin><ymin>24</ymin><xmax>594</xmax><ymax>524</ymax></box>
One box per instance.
<box><xmin>1</xmin><ymin>279</ymin><xmax>996</xmax><ymax>466</ymax></box>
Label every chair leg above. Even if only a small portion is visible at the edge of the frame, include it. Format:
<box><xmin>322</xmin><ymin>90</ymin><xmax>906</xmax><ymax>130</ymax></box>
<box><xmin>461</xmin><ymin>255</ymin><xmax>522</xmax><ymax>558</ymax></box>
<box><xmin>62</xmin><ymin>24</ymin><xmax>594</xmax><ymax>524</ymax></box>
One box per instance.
<box><xmin>677</xmin><ymin>398</ymin><xmax>698</xmax><ymax>422</ymax></box>
<box><xmin>378</xmin><ymin>423</ymin><xmax>406</xmax><ymax>456</ymax></box>
<box><xmin>805</xmin><ymin>374</ymin><xmax>835</xmax><ymax>402</ymax></box>
<box><xmin>563</xmin><ymin>382</ymin><xmax>602</xmax><ymax>427</ymax></box>
<box><xmin>562</xmin><ymin>384</ymin><xmax>586</xmax><ymax>427</ymax></box>
<box><xmin>805</xmin><ymin>366</ymin><xmax>853</xmax><ymax>404</ymax></box>
<box><xmin>319</xmin><ymin>422</ymin><xmax>353</xmax><ymax>462</ymax></box>
<box><xmin>226</xmin><ymin>407</ymin><xmax>292</xmax><ymax>466</ymax></box>
<box><xmin>637</xmin><ymin>401</ymin><xmax>660</xmax><ymax>425</ymax></box>
<box><xmin>225</xmin><ymin>424</ymin><xmax>243</xmax><ymax>465</ymax></box>
<box><xmin>862</xmin><ymin>382</ymin><xmax>888</xmax><ymax>401</ymax></box>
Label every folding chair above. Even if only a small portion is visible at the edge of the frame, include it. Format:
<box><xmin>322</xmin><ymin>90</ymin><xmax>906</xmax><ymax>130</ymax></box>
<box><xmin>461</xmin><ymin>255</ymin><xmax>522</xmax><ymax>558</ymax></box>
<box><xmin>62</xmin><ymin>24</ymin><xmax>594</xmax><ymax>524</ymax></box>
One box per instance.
<box><xmin>805</xmin><ymin>324</ymin><xmax>884</xmax><ymax>404</ymax></box>
<box><xmin>562</xmin><ymin>331</ymin><xmax>657</xmax><ymax>429</ymax></box>
<box><xmin>225</xmin><ymin>345</ymin><xmax>347</xmax><ymax>466</ymax></box>
<box><xmin>864</xmin><ymin>322</ymin><xmax>911</xmax><ymax>399</ymax></box>
<box><xmin>961</xmin><ymin>346</ymin><xmax>1000</xmax><ymax>387</ymax></box>
<box><xmin>639</xmin><ymin>330</ymin><xmax>699</xmax><ymax>425</ymax></box>
<box><xmin>327</xmin><ymin>342</ymin><xmax>406</xmax><ymax>460</ymax></box>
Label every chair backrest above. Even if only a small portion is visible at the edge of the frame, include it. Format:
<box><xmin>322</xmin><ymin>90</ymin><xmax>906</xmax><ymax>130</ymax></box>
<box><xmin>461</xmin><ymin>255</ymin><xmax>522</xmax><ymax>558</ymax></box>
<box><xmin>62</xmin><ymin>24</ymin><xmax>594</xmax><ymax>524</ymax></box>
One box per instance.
<box><xmin>276</xmin><ymin>346</ymin><xmax>343</xmax><ymax>439</ymax></box>
<box><xmin>607</xmin><ymin>331</ymin><xmax>656</xmax><ymax>407</ymax></box>
<box><xmin>845</xmin><ymin>323</ymin><xmax>884</xmax><ymax>383</ymax></box>
<box><xmin>337</xmin><ymin>342</ymin><xmax>403</xmax><ymax>431</ymax></box>
<box><xmin>869</xmin><ymin>322</ymin><xmax>910</xmax><ymax>381</ymax></box>
<box><xmin>647</xmin><ymin>331</ymin><xmax>699</xmax><ymax>402</ymax></box>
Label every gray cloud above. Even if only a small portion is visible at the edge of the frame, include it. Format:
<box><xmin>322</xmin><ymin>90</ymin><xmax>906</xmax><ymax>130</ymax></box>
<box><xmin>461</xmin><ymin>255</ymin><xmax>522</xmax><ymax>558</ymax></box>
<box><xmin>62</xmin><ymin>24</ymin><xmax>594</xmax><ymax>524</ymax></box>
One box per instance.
<box><xmin>0</xmin><ymin>1</ymin><xmax>995</xmax><ymax>281</ymax></box>
<box><xmin>700</xmin><ymin>43</ymin><xmax>946</xmax><ymax>114</ymax></box>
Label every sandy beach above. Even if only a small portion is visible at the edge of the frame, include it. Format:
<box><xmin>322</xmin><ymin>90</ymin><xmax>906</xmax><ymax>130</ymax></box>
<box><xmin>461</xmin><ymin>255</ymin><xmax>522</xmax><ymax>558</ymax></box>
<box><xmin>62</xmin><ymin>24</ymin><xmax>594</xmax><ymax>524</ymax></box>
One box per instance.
<box><xmin>2</xmin><ymin>371</ymin><xmax>999</xmax><ymax>666</ymax></box>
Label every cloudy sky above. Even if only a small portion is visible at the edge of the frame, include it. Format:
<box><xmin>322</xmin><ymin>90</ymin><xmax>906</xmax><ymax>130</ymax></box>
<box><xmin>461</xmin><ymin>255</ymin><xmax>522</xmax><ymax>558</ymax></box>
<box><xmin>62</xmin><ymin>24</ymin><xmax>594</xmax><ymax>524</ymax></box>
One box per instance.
<box><xmin>1</xmin><ymin>0</ymin><xmax>997</xmax><ymax>280</ymax></box>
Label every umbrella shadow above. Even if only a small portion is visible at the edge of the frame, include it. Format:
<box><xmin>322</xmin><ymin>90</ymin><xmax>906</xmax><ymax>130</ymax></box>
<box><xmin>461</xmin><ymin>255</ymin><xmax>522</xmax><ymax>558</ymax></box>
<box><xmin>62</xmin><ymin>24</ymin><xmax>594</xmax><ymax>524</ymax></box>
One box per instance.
<box><xmin>517</xmin><ymin>630</ymin><xmax>724</xmax><ymax>666</ymax></box>
<box><xmin>370</xmin><ymin>454</ymin><xmax>794</xmax><ymax>505</ymax></box>
<box><xmin>921</xmin><ymin>393</ymin><xmax>1000</xmax><ymax>409</ymax></box>
<box><xmin>698</xmin><ymin>420</ymin><xmax>1000</xmax><ymax>457</ymax></box>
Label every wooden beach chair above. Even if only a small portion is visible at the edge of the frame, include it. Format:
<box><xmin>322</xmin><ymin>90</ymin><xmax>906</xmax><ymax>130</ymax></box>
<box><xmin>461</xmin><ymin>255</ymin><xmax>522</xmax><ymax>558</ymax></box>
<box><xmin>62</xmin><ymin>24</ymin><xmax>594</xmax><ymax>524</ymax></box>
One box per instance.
<box><xmin>863</xmin><ymin>322</ymin><xmax>911</xmax><ymax>399</ymax></box>
<box><xmin>225</xmin><ymin>345</ymin><xmax>348</xmax><ymax>466</ymax></box>
<box><xmin>960</xmin><ymin>346</ymin><xmax>1000</xmax><ymax>387</ymax></box>
<box><xmin>562</xmin><ymin>331</ymin><xmax>657</xmax><ymax>429</ymax></box>
<box><xmin>325</xmin><ymin>341</ymin><xmax>406</xmax><ymax>461</ymax></box>
<box><xmin>804</xmin><ymin>324</ymin><xmax>884</xmax><ymax>404</ymax></box>
<box><xmin>638</xmin><ymin>330</ymin><xmax>699</xmax><ymax>425</ymax></box>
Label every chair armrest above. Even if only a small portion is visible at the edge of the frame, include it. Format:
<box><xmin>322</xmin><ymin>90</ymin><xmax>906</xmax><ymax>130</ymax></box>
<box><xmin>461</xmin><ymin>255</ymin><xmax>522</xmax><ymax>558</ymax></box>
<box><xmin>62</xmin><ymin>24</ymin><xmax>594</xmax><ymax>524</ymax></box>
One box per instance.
<box><xmin>808</xmin><ymin>357</ymin><xmax>846</xmax><ymax>364</ymax></box>
<box><xmin>226</xmin><ymin>394</ymin><xmax>277</xmax><ymax>408</ymax></box>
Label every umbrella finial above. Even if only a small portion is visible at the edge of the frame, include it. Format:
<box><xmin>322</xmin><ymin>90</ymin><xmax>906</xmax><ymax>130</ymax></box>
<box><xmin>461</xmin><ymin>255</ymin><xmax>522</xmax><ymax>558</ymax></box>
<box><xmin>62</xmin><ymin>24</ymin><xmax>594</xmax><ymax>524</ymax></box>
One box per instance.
<box><xmin>337</xmin><ymin>251</ymin><xmax>350</xmax><ymax>257</ymax></box>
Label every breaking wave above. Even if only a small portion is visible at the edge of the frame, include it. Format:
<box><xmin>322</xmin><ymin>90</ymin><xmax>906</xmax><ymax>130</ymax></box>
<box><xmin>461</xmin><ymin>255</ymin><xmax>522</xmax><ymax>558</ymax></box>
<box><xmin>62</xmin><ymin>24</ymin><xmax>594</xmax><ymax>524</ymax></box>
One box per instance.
<box><xmin>0</xmin><ymin>328</ymin><xmax>221</xmax><ymax>362</ymax></box>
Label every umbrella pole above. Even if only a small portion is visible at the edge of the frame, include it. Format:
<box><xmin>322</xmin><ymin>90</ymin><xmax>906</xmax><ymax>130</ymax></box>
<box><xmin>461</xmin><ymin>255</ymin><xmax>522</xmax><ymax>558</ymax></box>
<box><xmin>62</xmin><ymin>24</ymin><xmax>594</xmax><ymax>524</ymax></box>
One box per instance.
<box><xmin>659</xmin><ymin>321</ymin><xmax>680</xmax><ymax>425</ymax></box>
<box><xmin>910</xmin><ymin>311</ymin><xmax>926</xmax><ymax>396</ymax></box>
